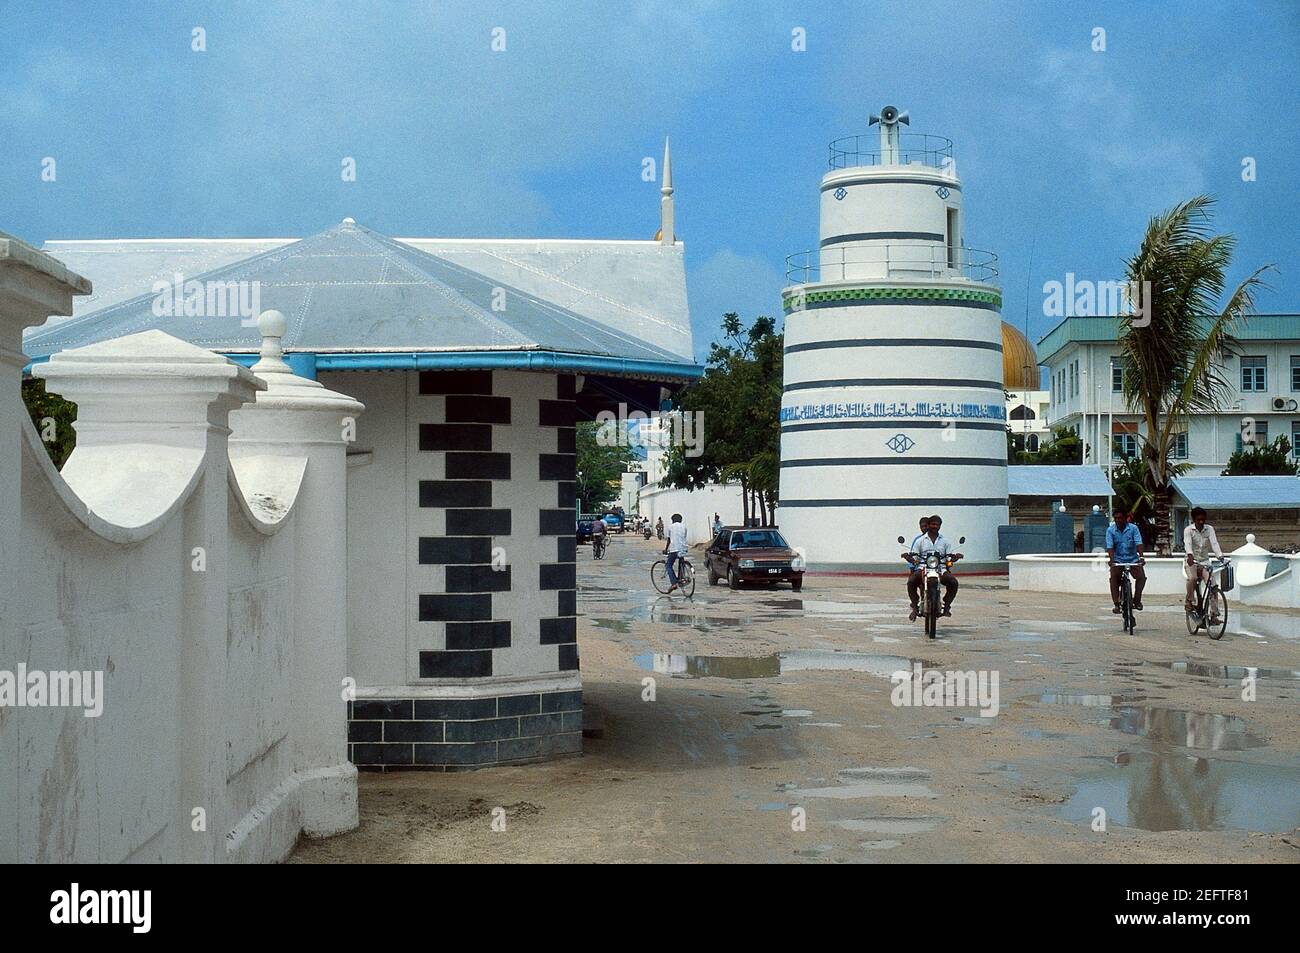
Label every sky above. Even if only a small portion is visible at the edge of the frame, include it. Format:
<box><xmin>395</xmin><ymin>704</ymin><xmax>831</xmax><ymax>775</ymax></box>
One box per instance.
<box><xmin>2</xmin><ymin>0</ymin><xmax>1297</xmax><ymax>363</ymax></box>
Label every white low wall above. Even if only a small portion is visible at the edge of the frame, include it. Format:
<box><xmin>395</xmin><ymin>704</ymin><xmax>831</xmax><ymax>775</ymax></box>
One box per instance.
<box><xmin>638</xmin><ymin>482</ymin><xmax>744</xmax><ymax>544</ymax></box>
<box><xmin>1</xmin><ymin>238</ymin><xmax>361</xmax><ymax>864</ymax></box>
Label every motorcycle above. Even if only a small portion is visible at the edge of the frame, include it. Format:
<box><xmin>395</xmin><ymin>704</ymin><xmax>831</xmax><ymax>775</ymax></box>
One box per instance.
<box><xmin>897</xmin><ymin>534</ymin><xmax>965</xmax><ymax>639</ymax></box>
<box><xmin>656</xmin><ymin>524</ymin><xmax>664</xmax><ymax>540</ymax></box>
<box><xmin>642</xmin><ymin>526</ymin><xmax>652</xmax><ymax>540</ymax></box>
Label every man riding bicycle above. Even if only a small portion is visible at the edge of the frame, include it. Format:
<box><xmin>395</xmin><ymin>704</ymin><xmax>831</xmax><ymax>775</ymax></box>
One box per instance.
<box><xmin>591</xmin><ymin>514</ymin><xmax>606</xmax><ymax>556</ymax></box>
<box><xmin>903</xmin><ymin>515</ymin><xmax>961</xmax><ymax>620</ymax></box>
<box><xmin>1106</xmin><ymin>507</ymin><xmax>1146</xmax><ymax>613</ymax></box>
<box><xmin>664</xmin><ymin>513</ymin><xmax>688</xmax><ymax>593</ymax></box>
<box><xmin>1184</xmin><ymin>506</ymin><xmax>1225</xmax><ymax>616</ymax></box>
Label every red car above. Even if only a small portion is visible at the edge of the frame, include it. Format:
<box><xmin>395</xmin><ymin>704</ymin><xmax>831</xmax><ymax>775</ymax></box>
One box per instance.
<box><xmin>704</xmin><ymin>527</ymin><xmax>805</xmax><ymax>591</ymax></box>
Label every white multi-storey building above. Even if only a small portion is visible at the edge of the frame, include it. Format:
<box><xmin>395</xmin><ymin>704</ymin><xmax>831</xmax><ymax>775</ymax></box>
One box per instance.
<box><xmin>1039</xmin><ymin>314</ymin><xmax>1300</xmax><ymax>476</ymax></box>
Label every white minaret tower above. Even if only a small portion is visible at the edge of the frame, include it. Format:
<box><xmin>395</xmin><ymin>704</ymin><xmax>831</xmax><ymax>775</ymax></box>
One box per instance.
<box><xmin>659</xmin><ymin>136</ymin><xmax>674</xmax><ymax>245</ymax></box>
<box><xmin>778</xmin><ymin>107</ymin><xmax>1008</xmax><ymax>569</ymax></box>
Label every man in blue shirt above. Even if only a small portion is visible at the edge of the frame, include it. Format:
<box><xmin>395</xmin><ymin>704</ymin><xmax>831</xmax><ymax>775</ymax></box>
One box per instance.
<box><xmin>1106</xmin><ymin>507</ymin><xmax>1146</xmax><ymax>612</ymax></box>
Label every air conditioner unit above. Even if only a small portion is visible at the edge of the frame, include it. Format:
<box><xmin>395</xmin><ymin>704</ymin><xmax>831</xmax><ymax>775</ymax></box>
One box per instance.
<box><xmin>1271</xmin><ymin>396</ymin><xmax>1298</xmax><ymax>411</ymax></box>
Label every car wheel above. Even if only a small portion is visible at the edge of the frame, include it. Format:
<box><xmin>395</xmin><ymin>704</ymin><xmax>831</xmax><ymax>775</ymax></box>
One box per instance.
<box><xmin>728</xmin><ymin>566</ymin><xmax>740</xmax><ymax>590</ymax></box>
<box><xmin>708</xmin><ymin>562</ymin><xmax>719</xmax><ymax>585</ymax></box>
<box><xmin>791</xmin><ymin>578</ymin><xmax>803</xmax><ymax>592</ymax></box>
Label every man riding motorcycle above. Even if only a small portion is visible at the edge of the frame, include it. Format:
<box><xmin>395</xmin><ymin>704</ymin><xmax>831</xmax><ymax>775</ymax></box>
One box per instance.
<box><xmin>903</xmin><ymin>515</ymin><xmax>962</xmax><ymax>620</ymax></box>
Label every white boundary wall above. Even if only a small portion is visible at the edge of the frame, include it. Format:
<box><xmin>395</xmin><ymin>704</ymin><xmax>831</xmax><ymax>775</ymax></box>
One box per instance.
<box><xmin>1</xmin><ymin>238</ymin><xmax>361</xmax><ymax>863</ymax></box>
<box><xmin>637</xmin><ymin>482</ymin><xmax>745</xmax><ymax>545</ymax></box>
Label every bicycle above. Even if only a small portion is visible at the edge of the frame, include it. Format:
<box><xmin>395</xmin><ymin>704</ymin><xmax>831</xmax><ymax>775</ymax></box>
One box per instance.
<box><xmin>1185</xmin><ymin>557</ymin><xmax>1230</xmax><ymax>640</ymax></box>
<box><xmin>592</xmin><ymin>535</ymin><xmax>607</xmax><ymax>560</ymax></box>
<box><xmin>651</xmin><ymin>554</ymin><xmax>695</xmax><ymax>597</ymax></box>
<box><xmin>1114</xmin><ymin>560</ymin><xmax>1143</xmax><ymax>633</ymax></box>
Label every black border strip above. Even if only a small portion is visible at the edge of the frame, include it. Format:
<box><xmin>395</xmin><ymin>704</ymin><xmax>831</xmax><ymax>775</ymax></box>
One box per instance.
<box><xmin>785</xmin><ymin>338</ymin><xmax>1002</xmax><ymax>354</ymax></box>
<box><xmin>784</xmin><ymin>377</ymin><xmax>1003</xmax><ymax>391</ymax></box>
<box><xmin>782</xmin><ymin>420</ymin><xmax>1007</xmax><ymax>432</ymax></box>
<box><xmin>822</xmin><ymin>177</ymin><xmax>961</xmax><ymax>191</ymax></box>
<box><xmin>793</xmin><ymin>297</ymin><xmax>1000</xmax><ymax>313</ymax></box>
<box><xmin>781</xmin><ymin>457</ymin><xmax>1006</xmax><ymax>467</ymax></box>
<box><xmin>781</xmin><ymin>498</ymin><xmax>1007</xmax><ymax>507</ymax></box>
<box><xmin>820</xmin><ymin>231</ymin><xmax>945</xmax><ymax>246</ymax></box>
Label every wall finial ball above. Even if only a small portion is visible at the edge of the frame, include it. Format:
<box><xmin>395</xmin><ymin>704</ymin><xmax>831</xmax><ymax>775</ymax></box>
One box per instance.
<box><xmin>258</xmin><ymin>309</ymin><xmax>287</xmax><ymax>338</ymax></box>
<box><xmin>342</xmin><ymin>217</ymin><xmax>356</xmax><ymax>225</ymax></box>
<box><xmin>1247</xmin><ymin>533</ymin><xmax>1256</xmax><ymax>544</ymax></box>
<box><xmin>1092</xmin><ymin>504</ymin><xmax>1100</xmax><ymax>513</ymax></box>
<box><xmin>1058</xmin><ymin>504</ymin><xmax>1067</xmax><ymax>513</ymax></box>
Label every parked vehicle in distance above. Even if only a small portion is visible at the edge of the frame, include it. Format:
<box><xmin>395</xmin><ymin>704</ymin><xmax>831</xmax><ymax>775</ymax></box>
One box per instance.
<box><xmin>704</xmin><ymin>527</ymin><xmax>805</xmax><ymax>591</ymax></box>
<box><xmin>602</xmin><ymin>511</ymin><xmax>625</xmax><ymax>533</ymax></box>
<box><xmin>576</xmin><ymin>519</ymin><xmax>595</xmax><ymax>544</ymax></box>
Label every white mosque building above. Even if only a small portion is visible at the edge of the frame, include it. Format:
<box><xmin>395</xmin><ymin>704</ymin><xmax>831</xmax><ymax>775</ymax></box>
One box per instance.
<box><xmin>778</xmin><ymin>107</ymin><xmax>1010</xmax><ymax>570</ymax></box>
<box><xmin>21</xmin><ymin>143</ymin><xmax>697</xmax><ymax>770</ymax></box>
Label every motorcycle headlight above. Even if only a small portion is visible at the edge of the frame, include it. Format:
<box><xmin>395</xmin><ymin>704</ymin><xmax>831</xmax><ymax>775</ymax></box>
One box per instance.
<box><xmin>739</xmin><ymin>559</ymin><xmax>755</xmax><ymax>569</ymax></box>
<box><xmin>791</xmin><ymin>556</ymin><xmax>805</xmax><ymax>570</ymax></box>
<box><xmin>926</xmin><ymin>554</ymin><xmax>940</xmax><ymax>569</ymax></box>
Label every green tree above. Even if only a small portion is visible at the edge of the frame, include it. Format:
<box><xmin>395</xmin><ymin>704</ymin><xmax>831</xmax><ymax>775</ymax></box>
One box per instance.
<box><xmin>659</xmin><ymin>313</ymin><xmax>782</xmax><ymax>525</ymax></box>
<box><xmin>1008</xmin><ymin>425</ymin><xmax>1084</xmax><ymax>464</ymax></box>
<box><xmin>22</xmin><ymin>377</ymin><xmax>77</xmax><ymax>469</ymax></box>
<box><xmin>1220</xmin><ymin>435</ymin><xmax>1300</xmax><ymax>476</ymax></box>
<box><xmin>575</xmin><ymin>420</ymin><xmax>634</xmax><ymax>514</ymax></box>
<box><xmin>1117</xmin><ymin>195</ymin><xmax>1273</xmax><ymax>554</ymax></box>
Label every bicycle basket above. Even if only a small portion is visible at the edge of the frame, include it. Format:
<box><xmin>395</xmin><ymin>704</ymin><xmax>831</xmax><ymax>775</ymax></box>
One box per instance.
<box><xmin>1218</xmin><ymin>562</ymin><xmax>1234</xmax><ymax>592</ymax></box>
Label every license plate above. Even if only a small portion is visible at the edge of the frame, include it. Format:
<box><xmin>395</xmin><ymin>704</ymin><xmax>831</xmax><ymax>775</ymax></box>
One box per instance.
<box><xmin>766</xmin><ymin>568</ymin><xmax>781</xmax><ymax>574</ymax></box>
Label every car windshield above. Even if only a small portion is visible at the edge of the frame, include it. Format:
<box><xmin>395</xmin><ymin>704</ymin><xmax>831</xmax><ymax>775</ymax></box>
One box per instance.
<box><xmin>730</xmin><ymin>530</ymin><xmax>787</xmax><ymax>549</ymax></box>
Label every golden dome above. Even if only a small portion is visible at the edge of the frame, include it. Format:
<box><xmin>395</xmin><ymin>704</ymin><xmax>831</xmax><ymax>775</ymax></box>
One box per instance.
<box><xmin>1001</xmin><ymin>321</ymin><xmax>1039</xmax><ymax>390</ymax></box>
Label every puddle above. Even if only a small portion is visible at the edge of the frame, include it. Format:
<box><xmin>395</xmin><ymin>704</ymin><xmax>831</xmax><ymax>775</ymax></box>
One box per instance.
<box><xmin>633</xmin><ymin>651</ymin><xmax>933</xmax><ymax>680</ymax></box>
<box><xmin>1146</xmin><ymin>660</ymin><xmax>1300</xmax><ymax>682</ymax></box>
<box><xmin>792</xmin><ymin>767</ymin><xmax>936</xmax><ymax>800</ymax></box>
<box><xmin>1058</xmin><ymin>750</ymin><xmax>1300</xmax><ymax>832</ymax></box>
<box><xmin>1108</xmin><ymin>706</ymin><xmax>1266</xmax><ymax>750</ymax></box>
<box><xmin>859</xmin><ymin>840</ymin><xmax>902</xmax><ymax>850</ymax></box>
<box><xmin>1039</xmin><ymin>693</ymin><xmax>1145</xmax><ymax>707</ymax></box>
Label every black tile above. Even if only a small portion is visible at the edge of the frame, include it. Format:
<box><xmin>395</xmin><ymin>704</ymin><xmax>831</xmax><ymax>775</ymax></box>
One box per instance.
<box><xmin>445</xmin><ymin>716</ymin><xmax>520</xmax><ymax>743</ymax></box>
<box><xmin>348</xmin><ymin>721</ymin><xmax>382</xmax><ymax>743</ymax></box>
<box><xmin>418</xmin><ymin>370</ymin><xmax>493</xmax><ymax>395</ymax></box>
<box><xmin>558</xmin><ymin>644</ymin><xmax>580</xmax><ymax>671</ymax></box>
<box><xmin>539</xmin><ymin>453</ymin><xmax>576</xmax><ymax>481</ymax></box>
<box><xmin>418</xmin><ymin>593</ymin><xmax>492</xmax><ymax>622</ymax></box>
<box><xmin>446</xmin><ymin>564</ymin><xmax>512</xmax><ymax>593</ymax></box>
<box><xmin>497</xmin><ymin>736</ymin><xmax>542</xmax><ymax>762</ymax></box>
<box><xmin>419</xmin><ymin>649</ymin><xmax>493</xmax><ymax>678</ymax></box>
<box><xmin>561</xmin><ymin>710</ymin><xmax>584</xmax><ymax>733</ymax></box>
<box><xmin>447</xmin><ymin>395</ymin><xmax>510</xmax><ymax>424</ymax></box>
<box><xmin>447</xmin><ymin>509</ymin><xmax>511</xmax><ymax>536</ymax></box>
<box><xmin>498</xmin><ymin>693</ymin><xmax>541</xmax><ymax>716</ymax></box>
<box><xmin>419</xmin><ymin>423</ymin><xmax>492</xmax><ymax>452</ymax></box>
<box><xmin>352</xmin><ymin>743</ymin><xmax>413</xmax><ymax>766</ymax></box>
<box><xmin>557</xmin><ymin>589</ymin><xmax>576</xmax><ymax>615</ymax></box>
<box><xmin>538</xmin><ymin>399</ymin><xmax>577</xmax><ymax>427</ymax></box>
<box><xmin>414</xmin><ymin>742</ymin><xmax>499</xmax><ymax>766</ymax></box>
<box><xmin>445</xmin><ymin>620</ymin><xmax>512</xmax><ymax>650</ymax></box>
<box><xmin>419</xmin><ymin>480</ymin><xmax>492</xmax><ymax>509</ymax></box>
<box><xmin>556</xmin><ymin>537</ymin><xmax>576</xmax><ymax>563</ymax></box>
<box><xmin>445</xmin><ymin>451</ymin><xmax>511</xmax><ymax>480</ymax></box>
<box><xmin>557</xmin><ymin>374</ymin><xmax>575</xmax><ymax>400</ymax></box>
<box><xmin>414</xmin><ymin>697</ymin><xmax>497</xmax><ymax>720</ymax></box>
<box><xmin>556</xmin><ymin>481</ymin><xmax>576</xmax><ymax>508</ymax></box>
<box><xmin>384</xmin><ymin>720</ymin><xmax>445</xmax><ymax>742</ymax></box>
<box><xmin>353</xmin><ymin>699</ymin><xmax>413</xmax><ymax>720</ymax></box>
<box><xmin>520</xmin><ymin>713</ymin><xmax>564</xmax><ymax>737</ymax></box>
<box><xmin>540</xmin><ymin>563</ymin><xmax>577</xmax><ymax>590</ymax></box>
<box><xmin>539</xmin><ymin>508</ymin><xmax>573</xmax><ymax>536</ymax></box>
<box><xmin>419</xmin><ymin>536</ymin><xmax>492</xmax><ymax>565</ymax></box>
<box><xmin>542</xmin><ymin>690</ymin><xmax>583</xmax><ymax>713</ymax></box>
<box><xmin>556</xmin><ymin>427</ymin><xmax>576</xmax><ymax>453</ymax></box>
<box><xmin>540</xmin><ymin>616</ymin><xmax>577</xmax><ymax>644</ymax></box>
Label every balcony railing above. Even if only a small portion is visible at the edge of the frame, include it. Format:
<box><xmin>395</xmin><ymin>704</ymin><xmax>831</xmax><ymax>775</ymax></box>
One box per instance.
<box><xmin>828</xmin><ymin>133</ymin><xmax>954</xmax><ymax>170</ymax></box>
<box><xmin>785</xmin><ymin>242</ymin><xmax>999</xmax><ymax>284</ymax></box>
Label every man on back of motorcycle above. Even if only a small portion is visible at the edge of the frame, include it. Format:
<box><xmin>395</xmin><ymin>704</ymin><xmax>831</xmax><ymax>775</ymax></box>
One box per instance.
<box><xmin>902</xmin><ymin>515</ymin><xmax>962</xmax><ymax>620</ymax></box>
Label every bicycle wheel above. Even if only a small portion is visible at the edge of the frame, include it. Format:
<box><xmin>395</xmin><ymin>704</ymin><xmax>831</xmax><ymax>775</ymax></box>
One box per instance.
<box><xmin>678</xmin><ymin>561</ymin><xmax>696</xmax><ymax>597</ymax></box>
<box><xmin>1206</xmin><ymin>588</ymin><xmax>1228</xmax><ymax>640</ymax></box>
<box><xmin>1122</xmin><ymin>574</ymin><xmax>1134</xmax><ymax>632</ymax></box>
<box><xmin>650</xmin><ymin>560</ymin><xmax>672</xmax><ymax>593</ymax></box>
<box><xmin>1184</xmin><ymin>602</ymin><xmax>1202</xmax><ymax>635</ymax></box>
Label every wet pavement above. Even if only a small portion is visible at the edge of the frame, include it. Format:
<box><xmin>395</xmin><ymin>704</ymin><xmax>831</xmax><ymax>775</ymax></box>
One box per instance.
<box><xmin>293</xmin><ymin>533</ymin><xmax>1300</xmax><ymax>863</ymax></box>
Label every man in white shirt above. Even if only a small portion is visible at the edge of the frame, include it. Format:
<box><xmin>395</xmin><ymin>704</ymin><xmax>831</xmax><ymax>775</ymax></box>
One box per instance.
<box><xmin>664</xmin><ymin>513</ymin><xmax>690</xmax><ymax>592</ymax></box>
<box><xmin>903</xmin><ymin>515</ymin><xmax>962</xmax><ymax>619</ymax></box>
<box><xmin>1184</xmin><ymin>506</ymin><xmax>1225</xmax><ymax>613</ymax></box>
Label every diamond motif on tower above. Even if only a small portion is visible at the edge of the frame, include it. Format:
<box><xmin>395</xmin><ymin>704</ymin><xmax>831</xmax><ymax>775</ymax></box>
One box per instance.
<box><xmin>833</xmin><ymin>187</ymin><xmax>847</xmax><ymax>201</ymax></box>
<box><xmin>935</xmin><ymin>186</ymin><xmax>950</xmax><ymax>199</ymax></box>
<box><xmin>886</xmin><ymin>433</ymin><xmax>915</xmax><ymax>454</ymax></box>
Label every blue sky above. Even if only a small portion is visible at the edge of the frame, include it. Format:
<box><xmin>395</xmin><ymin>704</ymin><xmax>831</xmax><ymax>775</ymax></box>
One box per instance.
<box><xmin>2</xmin><ymin>0</ymin><xmax>1297</xmax><ymax>362</ymax></box>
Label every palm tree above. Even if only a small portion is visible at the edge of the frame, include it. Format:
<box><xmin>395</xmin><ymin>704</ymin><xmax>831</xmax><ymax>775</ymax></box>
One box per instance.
<box><xmin>1117</xmin><ymin>195</ymin><xmax>1273</xmax><ymax>554</ymax></box>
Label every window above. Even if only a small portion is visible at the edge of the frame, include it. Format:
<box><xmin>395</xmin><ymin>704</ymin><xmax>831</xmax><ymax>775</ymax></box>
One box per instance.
<box><xmin>1241</xmin><ymin>356</ymin><xmax>1267</xmax><ymax>392</ymax></box>
<box><xmin>1112</xmin><ymin>433</ymin><xmax>1139</xmax><ymax>459</ymax></box>
<box><xmin>946</xmin><ymin>208</ymin><xmax>959</xmax><ymax>270</ymax></box>
<box><xmin>1027</xmin><ymin>434</ymin><xmax>1040</xmax><ymax>452</ymax></box>
<box><xmin>1291</xmin><ymin>356</ymin><xmax>1300</xmax><ymax>392</ymax></box>
<box><xmin>1111</xmin><ymin>361</ymin><xmax>1124</xmax><ymax>393</ymax></box>
<box><xmin>1010</xmin><ymin>405</ymin><xmax>1036</xmax><ymax>420</ymax></box>
<box><xmin>1293</xmin><ymin>421</ymin><xmax>1300</xmax><ymax>458</ymax></box>
<box><xmin>1171</xmin><ymin>432</ymin><xmax>1188</xmax><ymax>459</ymax></box>
<box><xmin>1236</xmin><ymin>420</ymin><xmax>1269</xmax><ymax>452</ymax></box>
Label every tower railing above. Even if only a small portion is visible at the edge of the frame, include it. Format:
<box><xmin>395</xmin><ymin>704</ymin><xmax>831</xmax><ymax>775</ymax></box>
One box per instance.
<box><xmin>785</xmin><ymin>243</ymin><xmax>999</xmax><ymax>284</ymax></box>
<box><xmin>828</xmin><ymin>133</ymin><xmax>954</xmax><ymax>170</ymax></box>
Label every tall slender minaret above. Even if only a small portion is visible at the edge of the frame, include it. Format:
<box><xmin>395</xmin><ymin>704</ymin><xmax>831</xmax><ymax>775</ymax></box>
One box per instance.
<box><xmin>778</xmin><ymin>107</ymin><xmax>1008</xmax><ymax>570</ymax></box>
<box><xmin>659</xmin><ymin>136</ymin><xmax>674</xmax><ymax>245</ymax></box>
